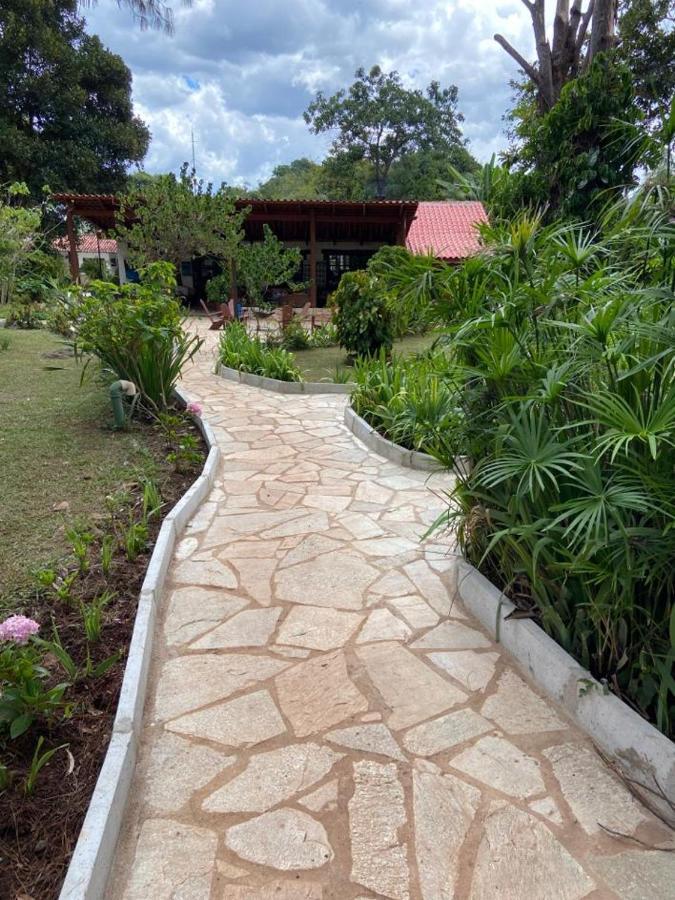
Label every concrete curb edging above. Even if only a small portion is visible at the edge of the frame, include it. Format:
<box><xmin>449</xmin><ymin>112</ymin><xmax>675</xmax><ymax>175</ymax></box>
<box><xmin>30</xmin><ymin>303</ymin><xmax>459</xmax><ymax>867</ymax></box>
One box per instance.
<box><xmin>455</xmin><ymin>559</ymin><xmax>675</xmax><ymax>824</ymax></box>
<box><xmin>344</xmin><ymin>404</ymin><xmax>459</xmax><ymax>473</ymax></box>
<box><xmin>59</xmin><ymin>389</ymin><xmax>221</xmax><ymax>900</ymax></box>
<box><xmin>217</xmin><ymin>361</ymin><xmax>353</xmax><ymax>395</ymax></box>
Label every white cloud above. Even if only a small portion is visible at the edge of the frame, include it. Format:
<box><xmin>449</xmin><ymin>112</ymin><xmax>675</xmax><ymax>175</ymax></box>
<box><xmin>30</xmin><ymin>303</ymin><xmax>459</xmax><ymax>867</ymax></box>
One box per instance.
<box><xmin>82</xmin><ymin>0</ymin><xmax>543</xmax><ymax>185</ymax></box>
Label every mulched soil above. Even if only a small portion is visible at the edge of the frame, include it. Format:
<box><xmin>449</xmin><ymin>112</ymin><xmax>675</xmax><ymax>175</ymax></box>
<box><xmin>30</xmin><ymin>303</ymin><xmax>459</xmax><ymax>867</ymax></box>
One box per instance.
<box><xmin>0</xmin><ymin>413</ymin><xmax>206</xmax><ymax>900</ymax></box>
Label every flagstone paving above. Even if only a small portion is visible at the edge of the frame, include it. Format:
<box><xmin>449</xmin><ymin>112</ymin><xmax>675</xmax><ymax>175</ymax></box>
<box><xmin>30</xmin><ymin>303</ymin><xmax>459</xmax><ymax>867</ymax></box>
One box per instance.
<box><xmin>110</xmin><ymin>328</ymin><xmax>674</xmax><ymax>899</ymax></box>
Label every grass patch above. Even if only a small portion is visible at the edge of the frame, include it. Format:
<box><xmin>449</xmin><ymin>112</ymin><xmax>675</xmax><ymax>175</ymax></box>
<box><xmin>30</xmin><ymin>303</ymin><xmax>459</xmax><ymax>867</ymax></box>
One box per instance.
<box><xmin>293</xmin><ymin>331</ymin><xmax>441</xmax><ymax>381</ymax></box>
<box><xmin>0</xmin><ymin>330</ymin><xmax>163</xmax><ymax>601</ymax></box>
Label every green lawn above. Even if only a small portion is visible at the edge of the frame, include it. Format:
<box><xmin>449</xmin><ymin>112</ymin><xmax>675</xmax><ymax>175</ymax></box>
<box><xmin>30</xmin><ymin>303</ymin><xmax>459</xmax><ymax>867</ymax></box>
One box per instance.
<box><xmin>293</xmin><ymin>331</ymin><xmax>442</xmax><ymax>382</ymax></box>
<box><xmin>0</xmin><ymin>330</ymin><xmax>161</xmax><ymax>600</ymax></box>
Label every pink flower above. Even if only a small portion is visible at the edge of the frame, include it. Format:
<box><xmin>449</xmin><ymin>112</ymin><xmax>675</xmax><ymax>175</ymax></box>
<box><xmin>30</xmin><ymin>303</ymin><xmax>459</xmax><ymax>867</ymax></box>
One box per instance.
<box><xmin>0</xmin><ymin>615</ymin><xmax>40</xmax><ymax>645</ymax></box>
<box><xmin>186</xmin><ymin>401</ymin><xmax>203</xmax><ymax>417</ymax></box>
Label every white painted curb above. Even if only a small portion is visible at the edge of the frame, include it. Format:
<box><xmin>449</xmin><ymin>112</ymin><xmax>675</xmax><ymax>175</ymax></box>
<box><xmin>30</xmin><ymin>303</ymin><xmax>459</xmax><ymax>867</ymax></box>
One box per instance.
<box><xmin>455</xmin><ymin>559</ymin><xmax>675</xmax><ymax>824</ymax></box>
<box><xmin>344</xmin><ymin>404</ymin><xmax>472</xmax><ymax>475</ymax></box>
<box><xmin>217</xmin><ymin>361</ymin><xmax>353</xmax><ymax>395</ymax></box>
<box><xmin>59</xmin><ymin>389</ymin><xmax>220</xmax><ymax>900</ymax></box>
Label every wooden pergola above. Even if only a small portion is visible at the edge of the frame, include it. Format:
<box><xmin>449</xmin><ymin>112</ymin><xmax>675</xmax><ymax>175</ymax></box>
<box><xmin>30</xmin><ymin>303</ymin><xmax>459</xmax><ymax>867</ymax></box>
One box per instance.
<box><xmin>53</xmin><ymin>194</ymin><xmax>418</xmax><ymax>305</ymax></box>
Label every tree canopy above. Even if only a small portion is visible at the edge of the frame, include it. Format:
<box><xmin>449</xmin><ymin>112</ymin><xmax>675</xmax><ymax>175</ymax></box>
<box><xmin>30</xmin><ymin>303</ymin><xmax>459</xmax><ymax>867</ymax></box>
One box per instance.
<box><xmin>617</xmin><ymin>0</ymin><xmax>675</xmax><ymax>127</ymax></box>
<box><xmin>304</xmin><ymin>66</ymin><xmax>470</xmax><ymax>197</ymax></box>
<box><xmin>256</xmin><ymin>159</ymin><xmax>325</xmax><ymax>200</ymax></box>
<box><xmin>115</xmin><ymin>164</ymin><xmax>248</xmax><ymax>274</ymax></box>
<box><xmin>0</xmin><ymin>0</ymin><xmax>149</xmax><ymax>197</ymax></box>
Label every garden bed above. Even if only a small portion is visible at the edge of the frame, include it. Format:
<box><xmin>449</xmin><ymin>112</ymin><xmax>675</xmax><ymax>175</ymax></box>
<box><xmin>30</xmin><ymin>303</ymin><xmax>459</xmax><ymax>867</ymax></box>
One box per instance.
<box><xmin>0</xmin><ymin>339</ymin><xmax>210</xmax><ymax>899</ymax></box>
<box><xmin>217</xmin><ymin>361</ymin><xmax>353</xmax><ymax>394</ymax></box>
<box><xmin>344</xmin><ymin>405</ymin><xmax>442</xmax><ymax>470</ymax></box>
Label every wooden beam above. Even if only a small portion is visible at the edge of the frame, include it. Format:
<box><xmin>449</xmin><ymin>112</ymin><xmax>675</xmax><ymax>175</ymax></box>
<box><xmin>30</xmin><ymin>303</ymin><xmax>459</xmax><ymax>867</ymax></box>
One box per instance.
<box><xmin>244</xmin><ymin>213</ymin><xmax>408</xmax><ymax>225</ymax></box>
<box><xmin>309</xmin><ymin>208</ymin><xmax>317</xmax><ymax>307</ymax></box>
<box><xmin>65</xmin><ymin>208</ymin><xmax>80</xmax><ymax>282</ymax></box>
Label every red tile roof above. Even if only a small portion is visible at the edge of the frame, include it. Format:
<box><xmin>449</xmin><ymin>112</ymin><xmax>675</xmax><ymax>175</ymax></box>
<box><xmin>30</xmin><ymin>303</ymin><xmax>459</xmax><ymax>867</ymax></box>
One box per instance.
<box><xmin>406</xmin><ymin>201</ymin><xmax>488</xmax><ymax>260</ymax></box>
<box><xmin>53</xmin><ymin>235</ymin><xmax>119</xmax><ymax>254</ymax></box>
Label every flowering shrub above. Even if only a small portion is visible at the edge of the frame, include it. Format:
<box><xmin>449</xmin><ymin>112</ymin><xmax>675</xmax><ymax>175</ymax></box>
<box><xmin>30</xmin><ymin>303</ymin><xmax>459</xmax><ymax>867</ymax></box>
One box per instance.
<box><xmin>0</xmin><ymin>617</ymin><xmax>70</xmax><ymax>739</ymax></box>
<box><xmin>0</xmin><ymin>615</ymin><xmax>40</xmax><ymax>644</ymax></box>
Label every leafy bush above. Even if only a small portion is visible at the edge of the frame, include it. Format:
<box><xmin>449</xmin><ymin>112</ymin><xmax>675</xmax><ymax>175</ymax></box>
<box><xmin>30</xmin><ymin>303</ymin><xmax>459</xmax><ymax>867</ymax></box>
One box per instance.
<box><xmin>80</xmin><ymin>257</ymin><xmax>116</xmax><ymax>284</ymax></box>
<box><xmin>237</xmin><ymin>225</ymin><xmax>303</xmax><ymax>304</ymax></box>
<box><xmin>70</xmin><ymin>262</ymin><xmax>202</xmax><ymax>412</ymax></box>
<box><xmin>219</xmin><ymin>321</ymin><xmax>302</xmax><ymax>382</ymax></box>
<box><xmin>5</xmin><ymin>298</ymin><xmax>46</xmax><ymax>329</ymax></box>
<box><xmin>408</xmin><ymin>202</ymin><xmax>675</xmax><ymax>735</ymax></box>
<box><xmin>281</xmin><ymin>317</ymin><xmax>310</xmax><ymax>351</ymax></box>
<box><xmin>0</xmin><ymin>618</ymin><xmax>69</xmax><ymax>740</ymax></box>
<box><xmin>307</xmin><ymin>322</ymin><xmax>339</xmax><ymax>348</ymax></box>
<box><xmin>351</xmin><ymin>350</ymin><xmax>459</xmax><ymax>453</ymax></box>
<box><xmin>331</xmin><ymin>269</ymin><xmax>394</xmax><ymax>357</ymax></box>
<box><xmin>206</xmin><ymin>272</ymin><xmax>231</xmax><ymax>305</ymax></box>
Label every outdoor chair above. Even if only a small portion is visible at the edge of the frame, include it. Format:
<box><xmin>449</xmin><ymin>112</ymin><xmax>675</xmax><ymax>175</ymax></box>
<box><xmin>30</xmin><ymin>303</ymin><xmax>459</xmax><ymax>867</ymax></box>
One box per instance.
<box><xmin>199</xmin><ymin>299</ymin><xmax>225</xmax><ymax>329</ymax></box>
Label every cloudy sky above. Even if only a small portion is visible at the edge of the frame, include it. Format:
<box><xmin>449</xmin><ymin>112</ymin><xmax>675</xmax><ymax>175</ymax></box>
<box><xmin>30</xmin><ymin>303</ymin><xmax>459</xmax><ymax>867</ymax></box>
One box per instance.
<box><xmin>84</xmin><ymin>0</ymin><xmax>543</xmax><ymax>188</ymax></box>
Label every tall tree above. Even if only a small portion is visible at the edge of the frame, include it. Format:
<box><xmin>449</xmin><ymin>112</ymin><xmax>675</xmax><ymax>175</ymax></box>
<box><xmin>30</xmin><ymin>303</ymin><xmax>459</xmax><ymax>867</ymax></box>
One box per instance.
<box><xmin>494</xmin><ymin>1</ymin><xmax>619</xmax><ymax>112</ymax></box>
<box><xmin>115</xmin><ymin>163</ymin><xmax>248</xmax><ymax>276</ymax></box>
<box><xmin>256</xmin><ymin>159</ymin><xmax>325</xmax><ymax>200</ymax></box>
<box><xmin>304</xmin><ymin>66</ymin><xmax>467</xmax><ymax>197</ymax></box>
<box><xmin>0</xmin><ymin>1</ymin><xmax>149</xmax><ymax>196</ymax></box>
<box><xmin>617</xmin><ymin>0</ymin><xmax>675</xmax><ymax>127</ymax></box>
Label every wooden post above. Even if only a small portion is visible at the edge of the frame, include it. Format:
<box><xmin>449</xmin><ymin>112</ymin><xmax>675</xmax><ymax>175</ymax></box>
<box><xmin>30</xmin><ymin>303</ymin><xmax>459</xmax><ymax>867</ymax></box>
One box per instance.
<box><xmin>65</xmin><ymin>208</ymin><xmax>80</xmax><ymax>282</ymax></box>
<box><xmin>397</xmin><ymin>213</ymin><xmax>407</xmax><ymax>246</ymax></box>
<box><xmin>309</xmin><ymin>208</ymin><xmax>317</xmax><ymax>307</ymax></box>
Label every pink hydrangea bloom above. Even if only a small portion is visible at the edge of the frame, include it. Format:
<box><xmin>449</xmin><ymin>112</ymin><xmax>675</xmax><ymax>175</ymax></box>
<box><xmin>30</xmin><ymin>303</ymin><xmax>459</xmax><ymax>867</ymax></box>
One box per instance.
<box><xmin>0</xmin><ymin>615</ymin><xmax>40</xmax><ymax>644</ymax></box>
<box><xmin>186</xmin><ymin>401</ymin><xmax>203</xmax><ymax>417</ymax></box>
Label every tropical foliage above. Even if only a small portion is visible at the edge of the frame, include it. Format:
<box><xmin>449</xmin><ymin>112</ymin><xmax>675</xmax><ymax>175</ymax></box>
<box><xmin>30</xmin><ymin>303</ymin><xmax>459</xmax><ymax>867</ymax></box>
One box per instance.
<box><xmin>69</xmin><ymin>262</ymin><xmax>202</xmax><ymax>411</ymax></box>
<box><xmin>331</xmin><ymin>269</ymin><xmax>395</xmax><ymax>357</ymax></box>
<box><xmin>219</xmin><ymin>322</ymin><xmax>302</xmax><ymax>382</ymax></box>
<box><xmin>351</xmin><ymin>350</ymin><xmax>460</xmax><ymax>453</ymax></box>
<box><xmin>353</xmin><ymin>163</ymin><xmax>675</xmax><ymax>734</ymax></box>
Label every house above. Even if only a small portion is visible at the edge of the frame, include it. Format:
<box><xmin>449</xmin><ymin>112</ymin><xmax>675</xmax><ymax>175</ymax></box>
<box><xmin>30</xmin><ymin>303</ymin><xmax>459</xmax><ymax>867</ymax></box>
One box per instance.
<box><xmin>52</xmin><ymin>234</ymin><xmax>123</xmax><ymax>278</ymax></box>
<box><xmin>52</xmin><ymin>194</ymin><xmax>487</xmax><ymax>304</ymax></box>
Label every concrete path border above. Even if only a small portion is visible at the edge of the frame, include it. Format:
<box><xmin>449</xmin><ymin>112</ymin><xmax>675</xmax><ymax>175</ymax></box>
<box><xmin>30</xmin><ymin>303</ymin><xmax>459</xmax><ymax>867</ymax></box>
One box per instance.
<box><xmin>455</xmin><ymin>559</ymin><xmax>675</xmax><ymax>825</ymax></box>
<box><xmin>344</xmin><ymin>404</ymin><xmax>445</xmax><ymax>472</ymax></box>
<box><xmin>59</xmin><ymin>387</ymin><xmax>221</xmax><ymax>900</ymax></box>
<box><xmin>217</xmin><ymin>362</ymin><xmax>353</xmax><ymax>395</ymax></box>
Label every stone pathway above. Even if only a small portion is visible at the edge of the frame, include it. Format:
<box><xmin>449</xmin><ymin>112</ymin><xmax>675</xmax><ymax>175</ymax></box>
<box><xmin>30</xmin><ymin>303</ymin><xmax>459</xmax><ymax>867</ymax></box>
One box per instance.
<box><xmin>110</xmin><ymin>330</ymin><xmax>674</xmax><ymax>899</ymax></box>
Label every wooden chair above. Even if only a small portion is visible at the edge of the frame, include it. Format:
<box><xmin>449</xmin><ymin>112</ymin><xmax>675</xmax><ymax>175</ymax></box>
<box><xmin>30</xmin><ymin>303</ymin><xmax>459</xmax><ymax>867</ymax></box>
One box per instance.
<box><xmin>200</xmin><ymin>299</ymin><xmax>228</xmax><ymax>330</ymax></box>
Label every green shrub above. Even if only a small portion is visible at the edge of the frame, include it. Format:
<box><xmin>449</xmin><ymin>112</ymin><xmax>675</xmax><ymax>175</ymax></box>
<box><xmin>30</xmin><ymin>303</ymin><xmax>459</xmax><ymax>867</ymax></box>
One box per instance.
<box><xmin>280</xmin><ymin>317</ymin><xmax>310</xmax><ymax>351</ymax></box>
<box><xmin>307</xmin><ymin>322</ymin><xmax>338</xmax><ymax>348</ymax></box>
<box><xmin>80</xmin><ymin>257</ymin><xmax>116</xmax><ymax>284</ymax></box>
<box><xmin>219</xmin><ymin>321</ymin><xmax>302</xmax><ymax>382</ymax></box>
<box><xmin>206</xmin><ymin>272</ymin><xmax>231</xmax><ymax>305</ymax></box>
<box><xmin>403</xmin><ymin>204</ymin><xmax>675</xmax><ymax>736</ymax></box>
<box><xmin>70</xmin><ymin>262</ymin><xmax>203</xmax><ymax>412</ymax></box>
<box><xmin>5</xmin><ymin>298</ymin><xmax>46</xmax><ymax>329</ymax></box>
<box><xmin>351</xmin><ymin>350</ymin><xmax>459</xmax><ymax>453</ymax></box>
<box><xmin>331</xmin><ymin>270</ymin><xmax>394</xmax><ymax>357</ymax></box>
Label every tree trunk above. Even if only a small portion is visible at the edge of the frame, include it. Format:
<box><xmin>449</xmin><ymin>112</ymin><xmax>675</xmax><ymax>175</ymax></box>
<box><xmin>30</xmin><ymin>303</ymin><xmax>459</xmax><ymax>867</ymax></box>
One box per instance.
<box><xmin>494</xmin><ymin>0</ymin><xmax>617</xmax><ymax>111</ymax></box>
<box><xmin>589</xmin><ymin>0</ymin><xmax>617</xmax><ymax>60</ymax></box>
